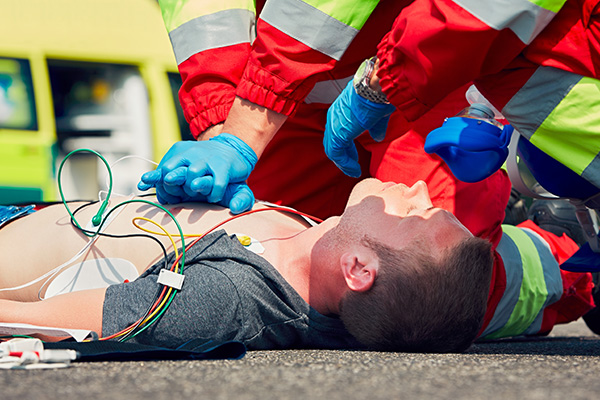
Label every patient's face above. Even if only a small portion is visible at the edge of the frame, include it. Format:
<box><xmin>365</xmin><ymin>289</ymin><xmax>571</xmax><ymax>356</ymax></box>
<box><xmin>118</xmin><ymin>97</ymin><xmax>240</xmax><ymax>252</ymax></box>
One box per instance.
<box><xmin>342</xmin><ymin>178</ymin><xmax>473</xmax><ymax>254</ymax></box>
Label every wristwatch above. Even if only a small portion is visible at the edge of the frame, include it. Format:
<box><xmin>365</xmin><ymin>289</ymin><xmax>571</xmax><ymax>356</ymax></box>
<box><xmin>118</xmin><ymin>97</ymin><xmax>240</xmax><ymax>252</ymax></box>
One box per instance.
<box><xmin>353</xmin><ymin>57</ymin><xmax>389</xmax><ymax>104</ymax></box>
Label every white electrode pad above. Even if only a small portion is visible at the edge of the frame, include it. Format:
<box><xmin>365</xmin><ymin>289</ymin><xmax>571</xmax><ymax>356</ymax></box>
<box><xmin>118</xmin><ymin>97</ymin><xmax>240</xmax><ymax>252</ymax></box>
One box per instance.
<box><xmin>44</xmin><ymin>258</ymin><xmax>139</xmax><ymax>298</ymax></box>
<box><xmin>234</xmin><ymin>233</ymin><xmax>265</xmax><ymax>254</ymax></box>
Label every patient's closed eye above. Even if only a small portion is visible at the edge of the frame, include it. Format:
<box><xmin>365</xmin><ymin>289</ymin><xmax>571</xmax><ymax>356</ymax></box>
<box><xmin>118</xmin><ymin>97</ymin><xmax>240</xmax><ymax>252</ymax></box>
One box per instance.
<box><xmin>407</xmin><ymin>205</ymin><xmax>434</xmax><ymax>215</ymax></box>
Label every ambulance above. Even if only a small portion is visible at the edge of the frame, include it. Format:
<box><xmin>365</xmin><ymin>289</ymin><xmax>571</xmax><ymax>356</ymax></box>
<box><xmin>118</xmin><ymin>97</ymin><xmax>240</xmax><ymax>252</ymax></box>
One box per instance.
<box><xmin>0</xmin><ymin>0</ymin><xmax>189</xmax><ymax>204</ymax></box>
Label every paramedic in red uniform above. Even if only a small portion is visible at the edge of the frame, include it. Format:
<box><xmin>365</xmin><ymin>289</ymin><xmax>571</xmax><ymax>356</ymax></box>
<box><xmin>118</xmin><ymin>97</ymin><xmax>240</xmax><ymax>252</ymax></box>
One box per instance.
<box><xmin>139</xmin><ymin>0</ymin><xmax>476</xmax><ymax>220</ymax></box>
<box><xmin>138</xmin><ymin>1</ymin><xmax>596</xmax><ymax>339</ymax></box>
<box><xmin>322</xmin><ymin>0</ymin><xmax>600</xmax><ymax>338</ymax></box>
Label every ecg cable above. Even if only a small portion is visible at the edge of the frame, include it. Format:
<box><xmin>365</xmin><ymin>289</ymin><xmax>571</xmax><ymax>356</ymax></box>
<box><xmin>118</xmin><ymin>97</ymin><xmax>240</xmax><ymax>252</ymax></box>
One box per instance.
<box><xmin>97</xmin><ymin>205</ymin><xmax>324</xmax><ymax>342</ymax></box>
<box><xmin>99</xmin><ymin>217</ymin><xmax>182</xmax><ymax>341</ymax></box>
<box><xmin>55</xmin><ymin>149</ymin><xmax>187</xmax><ymax>341</ymax></box>
<box><xmin>26</xmin><ymin>148</ymin><xmax>325</xmax><ymax>342</ymax></box>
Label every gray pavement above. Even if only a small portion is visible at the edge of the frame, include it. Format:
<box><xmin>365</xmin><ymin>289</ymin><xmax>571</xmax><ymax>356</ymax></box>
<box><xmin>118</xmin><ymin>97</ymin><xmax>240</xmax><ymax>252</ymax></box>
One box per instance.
<box><xmin>2</xmin><ymin>319</ymin><xmax>599</xmax><ymax>400</ymax></box>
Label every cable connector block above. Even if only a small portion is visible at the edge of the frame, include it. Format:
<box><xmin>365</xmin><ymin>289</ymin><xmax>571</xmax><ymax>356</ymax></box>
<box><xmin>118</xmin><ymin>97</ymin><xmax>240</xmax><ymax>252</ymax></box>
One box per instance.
<box><xmin>157</xmin><ymin>269</ymin><xmax>185</xmax><ymax>290</ymax></box>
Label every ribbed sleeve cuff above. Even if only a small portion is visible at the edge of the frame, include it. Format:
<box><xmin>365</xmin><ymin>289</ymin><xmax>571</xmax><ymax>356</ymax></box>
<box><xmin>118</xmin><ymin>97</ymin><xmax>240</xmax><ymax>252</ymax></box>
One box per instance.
<box><xmin>183</xmin><ymin>96</ymin><xmax>235</xmax><ymax>138</ymax></box>
<box><xmin>376</xmin><ymin>35</ymin><xmax>430</xmax><ymax>122</ymax></box>
<box><xmin>236</xmin><ymin>61</ymin><xmax>315</xmax><ymax>117</ymax></box>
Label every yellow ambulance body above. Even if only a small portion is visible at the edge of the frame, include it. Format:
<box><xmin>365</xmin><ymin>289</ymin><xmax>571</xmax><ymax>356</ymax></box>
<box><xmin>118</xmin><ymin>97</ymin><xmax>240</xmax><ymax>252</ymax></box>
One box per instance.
<box><xmin>0</xmin><ymin>0</ymin><xmax>188</xmax><ymax>204</ymax></box>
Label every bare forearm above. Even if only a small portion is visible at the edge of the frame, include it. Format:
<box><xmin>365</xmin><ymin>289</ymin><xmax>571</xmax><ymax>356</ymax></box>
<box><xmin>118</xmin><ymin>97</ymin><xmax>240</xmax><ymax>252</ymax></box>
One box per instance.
<box><xmin>222</xmin><ymin>96</ymin><xmax>287</xmax><ymax>158</ymax></box>
<box><xmin>0</xmin><ymin>288</ymin><xmax>106</xmax><ymax>339</ymax></box>
<box><xmin>196</xmin><ymin>123</ymin><xmax>225</xmax><ymax>141</ymax></box>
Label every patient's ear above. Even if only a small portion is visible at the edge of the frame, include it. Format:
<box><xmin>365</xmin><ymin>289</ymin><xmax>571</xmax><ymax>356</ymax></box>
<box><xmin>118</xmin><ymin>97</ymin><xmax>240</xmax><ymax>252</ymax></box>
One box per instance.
<box><xmin>340</xmin><ymin>251</ymin><xmax>378</xmax><ymax>293</ymax></box>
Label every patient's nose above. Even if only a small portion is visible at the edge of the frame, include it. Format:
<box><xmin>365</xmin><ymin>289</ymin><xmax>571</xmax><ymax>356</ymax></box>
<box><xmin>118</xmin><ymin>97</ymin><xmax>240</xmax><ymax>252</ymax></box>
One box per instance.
<box><xmin>406</xmin><ymin>181</ymin><xmax>433</xmax><ymax>206</ymax></box>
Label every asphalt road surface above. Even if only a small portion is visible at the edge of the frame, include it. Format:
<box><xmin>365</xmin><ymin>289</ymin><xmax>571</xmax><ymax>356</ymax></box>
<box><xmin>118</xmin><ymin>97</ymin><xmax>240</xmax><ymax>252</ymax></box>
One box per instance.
<box><xmin>2</xmin><ymin>319</ymin><xmax>599</xmax><ymax>400</ymax></box>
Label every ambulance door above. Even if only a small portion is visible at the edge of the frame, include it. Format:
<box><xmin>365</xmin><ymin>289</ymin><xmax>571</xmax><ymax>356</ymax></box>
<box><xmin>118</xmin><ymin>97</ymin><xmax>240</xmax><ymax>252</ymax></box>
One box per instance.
<box><xmin>0</xmin><ymin>56</ymin><xmax>50</xmax><ymax>205</ymax></box>
<box><xmin>48</xmin><ymin>60</ymin><xmax>154</xmax><ymax>200</ymax></box>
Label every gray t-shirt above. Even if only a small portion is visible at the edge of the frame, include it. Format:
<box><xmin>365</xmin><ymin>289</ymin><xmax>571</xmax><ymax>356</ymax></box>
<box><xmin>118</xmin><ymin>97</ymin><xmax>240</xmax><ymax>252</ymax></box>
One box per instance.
<box><xmin>102</xmin><ymin>230</ymin><xmax>361</xmax><ymax>350</ymax></box>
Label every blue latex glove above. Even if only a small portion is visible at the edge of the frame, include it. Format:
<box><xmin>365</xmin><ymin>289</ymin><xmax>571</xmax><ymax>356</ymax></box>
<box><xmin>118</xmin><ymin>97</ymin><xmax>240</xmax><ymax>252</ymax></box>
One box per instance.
<box><xmin>324</xmin><ymin>81</ymin><xmax>396</xmax><ymax>177</ymax></box>
<box><xmin>138</xmin><ymin>133</ymin><xmax>258</xmax><ymax>213</ymax></box>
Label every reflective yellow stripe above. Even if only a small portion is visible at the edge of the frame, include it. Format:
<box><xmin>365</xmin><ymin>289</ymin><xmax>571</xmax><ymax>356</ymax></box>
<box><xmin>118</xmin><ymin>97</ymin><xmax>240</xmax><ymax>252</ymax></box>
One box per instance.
<box><xmin>302</xmin><ymin>0</ymin><xmax>380</xmax><ymax>30</ymax></box>
<box><xmin>528</xmin><ymin>0</ymin><xmax>565</xmax><ymax>13</ymax></box>
<box><xmin>484</xmin><ymin>225</ymin><xmax>548</xmax><ymax>339</ymax></box>
<box><xmin>530</xmin><ymin>76</ymin><xmax>600</xmax><ymax>182</ymax></box>
<box><xmin>158</xmin><ymin>0</ymin><xmax>255</xmax><ymax>32</ymax></box>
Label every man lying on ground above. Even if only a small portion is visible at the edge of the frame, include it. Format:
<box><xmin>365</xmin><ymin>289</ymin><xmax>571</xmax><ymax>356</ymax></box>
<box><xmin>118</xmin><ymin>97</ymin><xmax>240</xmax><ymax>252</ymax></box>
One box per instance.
<box><xmin>0</xmin><ymin>179</ymin><xmax>493</xmax><ymax>353</ymax></box>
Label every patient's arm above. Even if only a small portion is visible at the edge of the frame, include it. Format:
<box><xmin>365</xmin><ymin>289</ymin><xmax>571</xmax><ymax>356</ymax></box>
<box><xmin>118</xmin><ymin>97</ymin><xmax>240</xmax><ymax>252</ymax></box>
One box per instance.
<box><xmin>0</xmin><ymin>288</ymin><xmax>106</xmax><ymax>340</ymax></box>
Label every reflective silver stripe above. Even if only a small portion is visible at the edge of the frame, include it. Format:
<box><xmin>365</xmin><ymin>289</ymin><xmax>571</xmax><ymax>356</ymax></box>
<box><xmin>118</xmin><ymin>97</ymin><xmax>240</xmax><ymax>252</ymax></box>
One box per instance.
<box><xmin>304</xmin><ymin>76</ymin><xmax>352</xmax><ymax>104</ymax></box>
<box><xmin>502</xmin><ymin>67</ymin><xmax>582</xmax><ymax>140</ymax></box>
<box><xmin>169</xmin><ymin>8</ymin><xmax>256</xmax><ymax>65</ymax></box>
<box><xmin>519</xmin><ymin>228</ymin><xmax>563</xmax><ymax>335</ymax></box>
<box><xmin>452</xmin><ymin>0</ymin><xmax>557</xmax><ymax>44</ymax></box>
<box><xmin>260</xmin><ymin>0</ymin><xmax>359</xmax><ymax>60</ymax></box>
<box><xmin>481</xmin><ymin>231</ymin><xmax>523</xmax><ymax>337</ymax></box>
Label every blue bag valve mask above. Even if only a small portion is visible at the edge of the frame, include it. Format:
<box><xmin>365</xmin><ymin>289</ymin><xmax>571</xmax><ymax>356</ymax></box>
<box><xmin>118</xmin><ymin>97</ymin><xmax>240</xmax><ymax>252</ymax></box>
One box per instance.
<box><xmin>424</xmin><ymin>103</ymin><xmax>513</xmax><ymax>183</ymax></box>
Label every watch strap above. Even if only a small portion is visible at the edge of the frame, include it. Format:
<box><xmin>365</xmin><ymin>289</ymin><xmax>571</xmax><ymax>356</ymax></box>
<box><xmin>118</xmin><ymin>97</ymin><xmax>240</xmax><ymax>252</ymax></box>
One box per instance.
<box><xmin>354</xmin><ymin>57</ymin><xmax>389</xmax><ymax>104</ymax></box>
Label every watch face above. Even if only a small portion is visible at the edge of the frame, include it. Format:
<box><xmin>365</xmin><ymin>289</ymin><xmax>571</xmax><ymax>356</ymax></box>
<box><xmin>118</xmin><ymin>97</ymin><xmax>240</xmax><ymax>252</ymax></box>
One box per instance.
<box><xmin>352</xmin><ymin>58</ymin><xmax>388</xmax><ymax>103</ymax></box>
<box><xmin>353</xmin><ymin>59</ymin><xmax>369</xmax><ymax>87</ymax></box>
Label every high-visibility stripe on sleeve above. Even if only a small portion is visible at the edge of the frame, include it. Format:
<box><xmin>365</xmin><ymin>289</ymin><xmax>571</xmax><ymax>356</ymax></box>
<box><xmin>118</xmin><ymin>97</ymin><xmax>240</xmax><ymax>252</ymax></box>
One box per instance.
<box><xmin>260</xmin><ymin>0</ymin><xmax>379</xmax><ymax>60</ymax></box>
<box><xmin>502</xmin><ymin>67</ymin><xmax>582</xmax><ymax>141</ymax></box>
<box><xmin>168</xmin><ymin>8</ymin><xmax>256</xmax><ymax>65</ymax></box>
<box><xmin>159</xmin><ymin>0</ymin><xmax>255</xmax><ymax>32</ymax></box>
<box><xmin>503</xmin><ymin>67</ymin><xmax>600</xmax><ymax>189</ymax></box>
<box><xmin>528</xmin><ymin>0</ymin><xmax>566</xmax><ymax>13</ymax></box>
<box><xmin>301</xmin><ymin>0</ymin><xmax>380</xmax><ymax>30</ymax></box>
<box><xmin>451</xmin><ymin>0</ymin><xmax>565</xmax><ymax>44</ymax></box>
<box><xmin>482</xmin><ymin>225</ymin><xmax>562</xmax><ymax>339</ymax></box>
<box><xmin>531</xmin><ymin>76</ymin><xmax>600</xmax><ymax>189</ymax></box>
<box><xmin>304</xmin><ymin>76</ymin><xmax>352</xmax><ymax>104</ymax></box>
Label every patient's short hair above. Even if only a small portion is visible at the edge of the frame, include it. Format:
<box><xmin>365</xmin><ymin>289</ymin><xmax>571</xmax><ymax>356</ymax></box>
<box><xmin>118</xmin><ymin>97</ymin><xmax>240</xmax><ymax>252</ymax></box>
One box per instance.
<box><xmin>340</xmin><ymin>235</ymin><xmax>493</xmax><ymax>353</ymax></box>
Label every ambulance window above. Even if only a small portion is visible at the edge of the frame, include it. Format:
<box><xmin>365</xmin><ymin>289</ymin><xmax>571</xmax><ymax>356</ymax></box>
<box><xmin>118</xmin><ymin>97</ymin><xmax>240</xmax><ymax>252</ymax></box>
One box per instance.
<box><xmin>48</xmin><ymin>60</ymin><xmax>142</xmax><ymax>143</ymax></box>
<box><xmin>47</xmin><ymin>60</ymin><xmax>155</xmax><ymax>199</ymax></box>
<box><xmin>0</xmin><ymin>57</ymin><xmax>37</xmax><ymax>131</ymax></box>
<box><xmin>167</xmin><ymin>72</ymin><xmax>194</xmax><ymax>141</ymax></box>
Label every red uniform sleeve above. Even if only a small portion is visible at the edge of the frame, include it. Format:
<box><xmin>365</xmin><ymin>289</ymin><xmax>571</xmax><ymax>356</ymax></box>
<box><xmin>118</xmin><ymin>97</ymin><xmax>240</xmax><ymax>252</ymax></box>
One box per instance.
<box><xmin>236</xmin><ymin>19</ymin><xmax>337</xmax><ymax>117</ymax></box>
<box><xmin>180</xmin><ymin>16</ymin><xmax>340</xmax><ymax>131</ymax></box>
<box><xmin>173</xmin><ymin>1</ymin><xmax>390</xmax><ymax>130</ymax></box>
<box><xmin>178</xmin><ymin>43</ymin><xmax>251</xmax><ymax>138</ymax></box>
<box><xmin>376</xmin><ymin>0</ymin><xmax>527</xmax><ymax>121</ymax></box>
<box><xmin>235</xmin><ymin>0</ymin><xmax>387</xmax><ymax>117</ymax></box>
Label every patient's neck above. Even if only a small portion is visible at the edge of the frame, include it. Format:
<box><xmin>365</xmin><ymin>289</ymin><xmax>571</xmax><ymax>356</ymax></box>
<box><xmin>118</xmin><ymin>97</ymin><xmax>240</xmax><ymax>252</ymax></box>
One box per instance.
<box><xmin>260</xmin><ymin>229</ymin><xmax>312</xmax><ymax>301</ymax></box>
<box><xmin>261</xmin><ymin>219</ymin><xmax>341</xmax><ymax>316</ymax></box>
